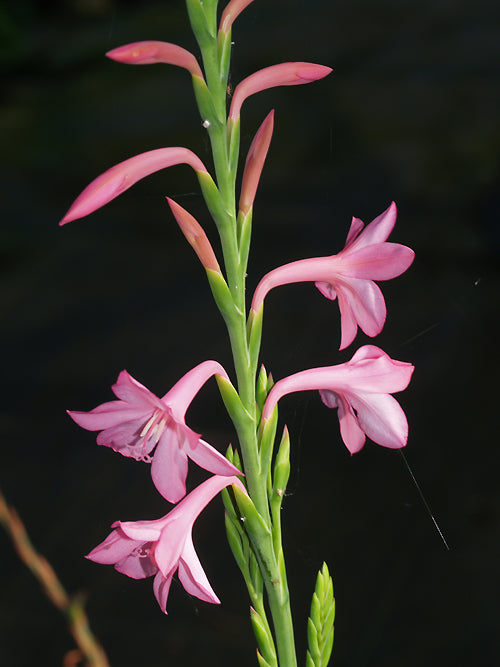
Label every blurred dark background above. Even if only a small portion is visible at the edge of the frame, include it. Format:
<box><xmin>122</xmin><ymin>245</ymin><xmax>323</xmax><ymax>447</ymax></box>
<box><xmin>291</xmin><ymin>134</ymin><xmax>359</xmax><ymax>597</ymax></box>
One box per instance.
<box><xmin>1</xmin><ymin>0</ymin><xmax>498</xmax><ymax>665</ymax></box>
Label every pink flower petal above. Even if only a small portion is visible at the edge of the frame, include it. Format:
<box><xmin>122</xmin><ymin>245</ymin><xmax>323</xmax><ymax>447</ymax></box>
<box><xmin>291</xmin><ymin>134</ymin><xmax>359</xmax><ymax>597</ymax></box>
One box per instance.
<box><xmin>96</xmin><ymin>418</ymin><xmax>156</xmax><ymax>459</ymax></box>
<box><xmin>162</xmin><ymin>360</ymin><xmax>229</xmax><ymax>421</ymax></box>
<box><xmin>335</xmin><ymin>277</ymin><xmax>386</xmax><ymax>339</ymax></box>
<box><xmin>338</xmin><ymin>243</ymin><xmax>415</xmax><ymax>280</ymax></box>
<box><xmin>187</xmin><ymin>438</ymin><xmax>241</xmax><ymax>477</ymax></box>
<box><xmin>86</xmin><ymin>528</ymin><xmax>139</xmax><ymax>565</ymax></box>
<box><xmin>112</xmin><ymin>370</ymin><xmax>165</xmax><ymax>409</ymax></box>
<box><xmin>178</xmin><ymin>534</ymin><xmax>220</xmax><ymax>604</ymax></box>
<box><xmin>67</xmin><ymin>402</ymin><xmax>149</xmax><ymax>431</ymax></box>
<box><xmin>151</xmin><ymin>427</ymin><xmax>190</xmax><ymax>502</ymax></box>
<box><xmin>347</xmin><ymin>201</ymin><xmax>397</xmax><ymax>250</ymax></box>
<box><xmin>153</xmin><ymin>570</ymin><xmax>173</xmax><ymax>614</ymax></box>
<box><xmin>115</xmin><ymin>544</ymin><xmax>158</xmax><ymax>580</ymax></box>
<box><xmin>219</xmin><ymin>0</ymin><xmax>255</xmax><ymax>33</ymax></box>
<box><xmin>348</xmin><ymin>391</ymin><xmax>409</xmax><ymax>449</ymax></box>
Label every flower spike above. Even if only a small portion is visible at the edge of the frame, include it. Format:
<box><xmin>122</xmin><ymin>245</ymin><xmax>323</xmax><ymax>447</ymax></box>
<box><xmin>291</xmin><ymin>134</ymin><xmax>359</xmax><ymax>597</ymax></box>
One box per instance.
<box><xmin>262</xmin><ymin>345</ymin><xmax>414</xmax><ymax>454</ymax></box>
<box><xmin>67</xmin><ymin>361</ymin><xmax>240</xmax><ymax>502</ymax></box>
<box><xmin>229</xmin><ymin>62</ymin><xmax>332</xmax><ymax>121</ymax></box>
<box><xmin>87</xmin><ymin>475</ymin><xmax>246</xmax><ymax>614</ymax></box>
<box><xmin>60</xmin><ymin>147</ymin><xmax>208</xmax><ymax>225</ymax></box>
<box><xmin>239</xmin><ymin>110</ymin><xmax>275</xmax><ymax>216</ymax></box>
<box><xmin>251</xmin><ymin>202</ymin><xmax>415</xmax><ymax>349</ymax></box>
<box><xmin>106</xmin><ymin>41</ymin><xmax>204</xmax><ymax>80</ymax></box>
<box><xmin>167</xmin><ymin>197</ymin><xmax>221</xmax><ymax>273</ymax></box>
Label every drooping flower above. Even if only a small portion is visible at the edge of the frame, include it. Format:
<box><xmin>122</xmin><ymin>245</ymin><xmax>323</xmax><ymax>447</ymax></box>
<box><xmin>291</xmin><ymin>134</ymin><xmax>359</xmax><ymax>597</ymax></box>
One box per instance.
<box><xmin>67</xmin><ymin>361</ymin><xmax>240</xmax><ymax>502</ymax></box>
<box><xmin>239</xmin><ymin>110</ymin><xmax>274</xmax><ymax>216</ymax></box>
<box><xmin>106</xmin><ymin>41</ymin><xmax>204</xmax><ymax>80</ymax></box>
<box><xmin>87</xmin><ymin>475</ymin><xmax>246</xmax><ymax>614</ymax></box>
<box><xmin>251</xmin><ymin>202</ymin><xmax>415</xmax><ymax>349</ymax></box>
<box><xmin>229</xmin><ymin>62</ymin><xmax>332</xmax><ymax>121</ymax></box>
<box><xmin>262</xmin><ymin>345</ymin><xmax>414</xmax><ymax>454</ymax></box>
<box><xmin>60</xmin><ymin>147</ymin><xmax>209</xmax><ymax>225</ymax></box>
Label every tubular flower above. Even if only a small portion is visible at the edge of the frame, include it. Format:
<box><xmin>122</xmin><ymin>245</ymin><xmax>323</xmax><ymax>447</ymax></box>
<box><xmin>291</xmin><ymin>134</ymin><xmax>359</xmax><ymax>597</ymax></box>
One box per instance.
<box><xmin>251</xmin><ymin>202</ymin><xmax>415</xmax><ymax>349</ymax></box>
<box><xmin>239</xmin><ymin>110</ymin><xmax>274</xmax><ymax>216</ymax></box>
<box><xmin>67</xmin><ymin>361</ymin><xmax>240</xmax><ymax>503</ymax></box>
<box><xmin>60</xmin><ymin>147</ymin><xmax>208</xmax><ymax>225</ymax></box>
<box><xmin>262</xmin><ymin>345</ymin><xmax>414</xmax><ymax>454</ymax></box>
<box><xmin>87</xmin><ymin>475</ymin><xmax>246</xmax><ymax>614</ymax></box>
<box><xmin>229</xmin><ymin>62</ymin><xmax>332</xmax><ymax>121</ymax></box>
<box><xmin>106</xmin><ymin>41</ymin><xmax>204</xmax><ymax>80</ymax></box>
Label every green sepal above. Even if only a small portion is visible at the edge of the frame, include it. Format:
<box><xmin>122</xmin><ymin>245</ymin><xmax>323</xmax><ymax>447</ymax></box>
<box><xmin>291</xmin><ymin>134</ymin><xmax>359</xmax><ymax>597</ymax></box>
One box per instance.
<box><xmin>225</xmin><ymin>443</ymin><xmax>242</xmax><ymax>473</ymax></box>
<box><xmin>250</xmin><ymin>607</ymin><xmax>278</xmax><ymax>667</ymax></box>
<box><xmin>258</xmin><ymin>407</ymin><xmax>278</xmax><ymax>462</ymax></box>
<box><xmin>305</xmin><ymin>562</ymin><xmax>335</xmax><ymax>667</ymax></box>
<box><xmin>247</xmin><ymin>304</ymin><xmax>263</xmax><ymax>374</ymax></box>
<box><xmin>224</xmin><ymin>509</ymin><xmax>247</xmax><ymax>572</ymax></box>
<box><xmin>256</xmin><ymin>365</ymin><xmax>269</xmax><ymax>413</ymax></box>
<box><xmin>256</xmin><ymin>651</ymin><xmax>275</xmax><ymax>667</ymax></box>
<box><xmin>232</xmin><ymin>485</ymin><xmax>271</xmax><ymax>544</ymax></box>
<box><xmin>272</xmin><ymin>425</ymin><xmax>290</xmax><ymax>498</ymax></box>
<box><xmin>216</xmin><ymin>375</ymin><xmax>253</xmax><ymax>428</ymax></box>
<box><xmin>217</xmin><ymin>28</ymin><xmax>232</xmax><ymax>91</ymax></box>
<box><xmin>192</xmin><ymin>75</ymin><xmax>223</xmax><ymax>126</ymax></box>
<box><xmin>186</xmin><ymin>0</ymin><xmax>216</xmax><ymax>46</ymax></box>
<box><xmin>206</xmin><ymin>269</ymin><xmax>236</xmax><ymax>322</ymax></box>
<box><xmin>196</xmin><ymin>171</ymin><xmax>231</xmax><ymax>233</ymax></box>
<box><xmin>237</xmin><ymin>208</ymin><xmax>252</xmax><ymax>272</ymax></box>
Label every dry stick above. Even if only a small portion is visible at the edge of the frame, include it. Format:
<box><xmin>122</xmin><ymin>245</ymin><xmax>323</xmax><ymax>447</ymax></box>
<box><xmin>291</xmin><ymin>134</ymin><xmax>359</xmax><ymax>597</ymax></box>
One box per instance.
<box><xmin>0</xmin><ymin>488</ymin><xmax>110</xmax><ymax>667</ymax></box>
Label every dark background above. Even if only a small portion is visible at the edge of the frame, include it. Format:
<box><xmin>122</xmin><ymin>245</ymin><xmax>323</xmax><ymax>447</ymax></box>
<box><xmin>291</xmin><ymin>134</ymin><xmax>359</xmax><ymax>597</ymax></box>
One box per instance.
<box><xmin>1</xmin><ymin>0</ymin><xmax>498</xmax><ymax>665</ymax></box>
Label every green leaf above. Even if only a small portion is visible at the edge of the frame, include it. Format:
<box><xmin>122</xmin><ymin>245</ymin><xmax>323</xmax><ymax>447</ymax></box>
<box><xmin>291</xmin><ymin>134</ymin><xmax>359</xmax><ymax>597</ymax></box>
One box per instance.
<box><xmin>305</xmin><ymin>563</ymin><xmax>335</xmax><ymax>667</ymax></box>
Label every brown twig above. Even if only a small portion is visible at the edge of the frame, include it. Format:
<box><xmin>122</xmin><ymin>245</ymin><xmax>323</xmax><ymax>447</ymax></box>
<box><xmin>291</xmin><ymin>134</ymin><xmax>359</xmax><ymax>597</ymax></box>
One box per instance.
<box><xmin>0</xmin><ymin>487</ymin><xmax>110</xmax><ymax>667</ymax></box>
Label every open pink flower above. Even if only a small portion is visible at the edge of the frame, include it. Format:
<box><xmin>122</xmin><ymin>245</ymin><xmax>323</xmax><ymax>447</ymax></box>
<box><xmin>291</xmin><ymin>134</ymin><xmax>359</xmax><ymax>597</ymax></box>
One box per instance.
<box><xmin>251</xmin><ymin>202</ymin><xmax>415</xmax><ymax>349</ymax></box>
<box><xmin>106</xmin><ymin>41</ymin><xmax>204</xmax><ymax>80</ymax></box>
<box><xmin>67</xmin><ymin>361</ymin><xmax>239</xmax><ymax>502</ymax></box>
<box><xmin>229</xmin><ymin>62</ymin><xmax>332</xmax><ymax>121</ymax></box>
<box><xmin>87</xmin><ymin>475</ymin><xmax>246</xmax><ymax>614</ymax></box>
<box><xmin>60</xmin><ymin>147</ymin><xmax>208</xmax><ymax>225</ymax></box>
<box><xmin>262</xmin><ymin>345</ymin><xmax>414</xmax><ymax>454</ymax></box>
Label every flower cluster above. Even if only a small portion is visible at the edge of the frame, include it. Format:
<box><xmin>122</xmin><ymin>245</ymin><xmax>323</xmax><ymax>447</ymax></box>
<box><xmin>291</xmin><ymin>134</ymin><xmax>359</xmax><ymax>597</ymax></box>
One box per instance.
<box><xmin>62</xmin><ymin>0</ymin><xmax>414</xmax><ymax>638</ymax></box>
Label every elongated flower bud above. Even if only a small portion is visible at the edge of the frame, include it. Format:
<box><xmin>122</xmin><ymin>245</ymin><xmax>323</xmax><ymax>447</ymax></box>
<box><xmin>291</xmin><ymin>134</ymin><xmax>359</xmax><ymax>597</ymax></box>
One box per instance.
<box><xmin>106</xmin><ymin>41</ymin><xmax>204</xmax><ymax>80</ymax></box>
<box><xmin>167</xmin><ymin>198</ymin><xmax>221</xmax><ymax>273</ymax></box>
<box><xmin>229</xmin><ymin>62</ymin><xmax>332</xmax><ymax>121</ymax></box>
<box><xmin>60</xmin><ymin>147</ymin><xmax>208</xmax><ymax>225</ymax></box>
<box><xmin>219</xmin><ymin>0</ymin><xmax>255</xmax><ymax>34</ymax></box>
<box><xmin>239</xmin><ymin>110</ymin><xmax>274</xmax><ymax>216</ymax></box>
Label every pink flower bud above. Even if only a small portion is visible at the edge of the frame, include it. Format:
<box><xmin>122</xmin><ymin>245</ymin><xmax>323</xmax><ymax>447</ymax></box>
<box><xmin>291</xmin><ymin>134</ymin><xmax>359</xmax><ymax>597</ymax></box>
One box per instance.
<box><xmin>167</xmin><ymin>198</ymin><xmax>221</xmax><ymax>273</ymax></box>
<box><xmin>219</xmin><ymin>0</ymin><xmax>255</xmax><ymax>34</ymax></box>
<box><xmin>229</xmin><ymin>62</ymin><xmax>332</xmax><ymax>121</ymax></box>
<box><xmin>106</xmin><ymin>41</ymin><xmax>204</xmax><ymax>79</ymax></box>
<box><xmin>239</xmin><ymin>110</ymin><xmax>274</xmax><ymax>216</ymax></box>
<box><xmin>60</xmin><ymin>147</ymin><xmax>208</xmax><ymax>225</ymax></box>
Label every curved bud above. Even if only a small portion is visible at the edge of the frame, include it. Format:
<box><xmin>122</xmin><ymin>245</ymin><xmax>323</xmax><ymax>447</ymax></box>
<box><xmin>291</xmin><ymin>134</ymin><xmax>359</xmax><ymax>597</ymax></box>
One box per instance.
<box><xmin>167</xmin><ymin>198</ymin><xmax>221</xmax><ymax>272</ymax></box>
<box><xmin>229</xmin><ymin>62</ymin><xmax>332</xmax><ymax>121</ymax></box>
<box><xmin>219</xmin><ymin>0</ymin><xmax>256</xmax><ymax>34</ymax></box>
<box><xmin>106</xmin><ymin>41</ymin><xmax>204</xmax><ymax>80</ymax></box>
<box><xmin>239</xmin><ymin>110</ymin><xmax>274</xmax><ymax>216</ymax></box>
<box><xmin>60</xmin><ymin>147</ymin><xmax>208</xmax><ymax>225</ymax></box>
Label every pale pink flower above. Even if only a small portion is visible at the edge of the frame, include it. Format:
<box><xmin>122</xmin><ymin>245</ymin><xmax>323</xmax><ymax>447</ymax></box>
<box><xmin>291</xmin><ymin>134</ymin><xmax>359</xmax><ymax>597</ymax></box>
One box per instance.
<box><xmin>87</xmin><ymin>475</ymin><xmax>246</xmax><ymax>614</ymax></box>
<box><xmin>60</xmin><ymin>147</ymin><xmax>208</xmax><ymax>225</ymax></box>
<box><xmin>251</xmin><ymin>202</ymin><xmax>415</xmax><ymax>349</ymax></box>
<box><xmin>229</xmin><ymin>62</ymin><xmax>332</xmax><ymax>121</ymax></box>
<box><xmin>106</xmin><ymin>41</ymin><xmax>204</xmax><ymax>80</ymax></box>
<box><xmin>219</xmin><ymin>0</ymin><xmax>256</xmax><ymax>34</ymax></box>
<box><xmin>68</xmin><ymin>361</ymin><xmax>239</xmax><ymax>502</ymax></box>
<box><xmin>167</xmin><ymin>197</ymin><xmax>221</xmax><ymax>272</ymax></box>
<box><xmin>239</xmin><ymin>110</ymin><xmax>274</xmax><ymax>216</ymax></box>
<box><xmin>262</xmin><ymin>345</ymin><xmax>414</xmax><ymax>454</ymax></box>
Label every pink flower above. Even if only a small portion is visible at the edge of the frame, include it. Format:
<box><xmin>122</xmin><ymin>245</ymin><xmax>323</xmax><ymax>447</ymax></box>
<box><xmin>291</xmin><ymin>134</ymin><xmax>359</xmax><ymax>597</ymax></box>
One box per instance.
<box><xmin>239</xmin><ymin>110</ymin><xmax>274</xmax><ymax>216</ymax></box>
<box><xmin>87</xmin><ymin>475</ymin><xmax>246</xmax><ymax>614</ymax></box>
<box><xmin>262</xmin><ymin>345</ymin><xmax>414</xmax><ymax>454</ymax></box>
<box><xmin>251</xmin><ymin>202</ymin><xmax>415</xmax><ymax>349</ymax></box>
<box><xmin>229</xmin><ymin>62</ymin><xmax>332</xmax><ymax>121</ymax></box>
<box><xmin>106</xmin><ymin>41</ymin><xmax>204</xmax><ymax>80</ymax></box>
<box><xmin>67</xmin><ymin>361</ymin><xmax>240</xmax><ymax>502</ymax></box>
<box><xmin>60</xmin><ymin>147</ymin><xmax>208</xmax><ymax>225</ymax></box>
